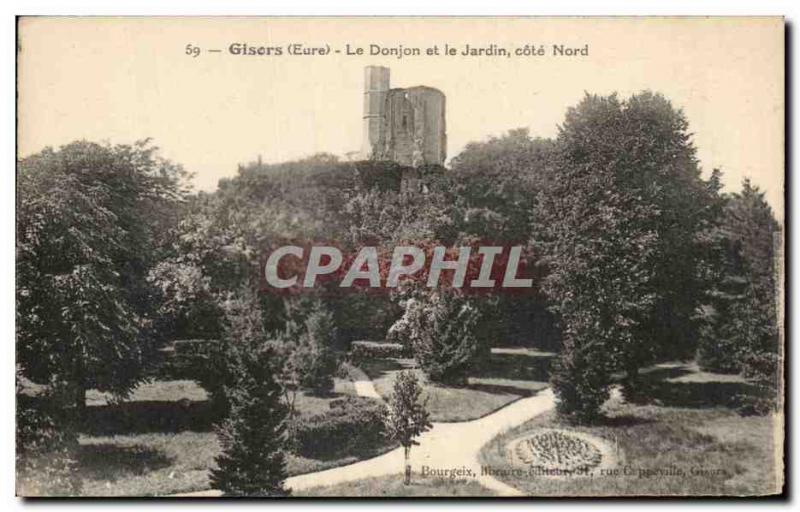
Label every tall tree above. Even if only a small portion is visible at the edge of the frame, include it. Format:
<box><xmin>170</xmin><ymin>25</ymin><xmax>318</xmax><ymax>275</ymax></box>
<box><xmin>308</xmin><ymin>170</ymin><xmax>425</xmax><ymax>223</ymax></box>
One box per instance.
<box><xmin>449</xmin><ymin>129</ymin><xmax>559</xmax><ymax>350</ymax></box>
<box><xmin>698</xmin><ymin>179</ymin><xmax>781</xmax><ymax>412</ymax></box>
<box><xmin>622</xmin><ymin>93</ymin><xmax>723</xmax><ymax>376</ymax></box>
<box><xmin>535</xmin><ymin>92</ymin><xmax>720</xmax><ymax>421</ymax></box>
<box><xmin>17</xmin><ymin>140</ymin><xmax>189</xmax><ymax>413</ymax></box>
<box><xmin>210</xmin><ymin>288</ymin><xmax>289</xmax><ymax>496</ymax></box>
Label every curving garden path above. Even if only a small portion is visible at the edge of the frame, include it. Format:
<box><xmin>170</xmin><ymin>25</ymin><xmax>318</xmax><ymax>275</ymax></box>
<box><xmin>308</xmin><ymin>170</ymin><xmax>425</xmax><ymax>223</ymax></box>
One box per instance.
<box><xmin>349</xmin><ymin>366</ymin><xmax>383</xmax><ymax>401</ymax></box>
<box><xmin>169</xmin><ymin>388</ymin><xmax>556</xmax><ymax>497</ymax></box>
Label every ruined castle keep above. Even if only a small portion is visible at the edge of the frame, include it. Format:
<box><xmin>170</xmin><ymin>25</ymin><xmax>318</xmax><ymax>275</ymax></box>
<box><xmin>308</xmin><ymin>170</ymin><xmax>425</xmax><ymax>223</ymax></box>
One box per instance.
<box><xmin>361</xmin><ymin>66</ymin><xmax>447</xmax><ymax>166</ymax></box>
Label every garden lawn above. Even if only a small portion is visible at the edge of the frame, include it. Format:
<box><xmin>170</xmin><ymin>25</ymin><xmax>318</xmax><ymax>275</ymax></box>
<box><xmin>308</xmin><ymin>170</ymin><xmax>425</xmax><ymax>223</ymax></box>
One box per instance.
<box><xmin>295</xmin><ymin>475</ymin><xmax>497</xmax><ymax>497</ymax></box>
<box><xmin>85</xmin><ymin>380</ymin><xmax>209</xmax><ymax>406</ymax></box>
<box><xmin>78</xmin><ymin>431</ymin><xmax>216</xmax><ymax>497</ymax></box>
<box><xmin>361</xmin><ymin>348</ymin><xmax>551</xmax><ymax>422</ymax></box>
<box><xmin>75</xmin><ymin>377</ymin><xmax>383</xmax><ymax>497</ymax></box>
<box><xmin>78</xmin><ymin>432</ymin><xmax>395</xmax><ymax>496</ymax></box>
<box><xmin>478</xmin><ymin>364</ymin><xmax>782</xmax><ymax>497</ymax></box>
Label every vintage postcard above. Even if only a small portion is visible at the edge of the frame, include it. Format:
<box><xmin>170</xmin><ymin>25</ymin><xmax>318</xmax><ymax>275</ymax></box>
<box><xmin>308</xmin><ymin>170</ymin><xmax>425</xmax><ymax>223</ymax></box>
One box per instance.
<box><xmin>16</xmin><ymin>17</ymin><xmax>785</xmax><ymax>497</ymax></box>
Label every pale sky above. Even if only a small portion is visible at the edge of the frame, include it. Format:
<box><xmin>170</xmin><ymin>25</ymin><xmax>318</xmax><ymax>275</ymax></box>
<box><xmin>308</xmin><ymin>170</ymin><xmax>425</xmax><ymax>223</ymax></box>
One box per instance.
<box><xmin>18</xmin><ymin>17</ymin><xmax>784</xmax><ymax>218</ymax></box>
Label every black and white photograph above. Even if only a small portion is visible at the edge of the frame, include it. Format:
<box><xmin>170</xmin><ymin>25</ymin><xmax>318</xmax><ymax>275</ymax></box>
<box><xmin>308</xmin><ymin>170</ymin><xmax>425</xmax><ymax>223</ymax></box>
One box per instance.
<box><xmin>14</xmin><ymin>15</ymin><xmax>786</xmax><ymax>498</ymax></box>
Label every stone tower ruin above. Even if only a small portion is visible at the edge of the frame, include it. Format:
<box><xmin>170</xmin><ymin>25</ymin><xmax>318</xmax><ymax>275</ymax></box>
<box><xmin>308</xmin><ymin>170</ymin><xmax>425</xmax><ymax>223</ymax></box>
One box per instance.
<box><xmin>361</xmin><ymin>66</ymin><xmax>446</xmax><ymax>166</ymax></box>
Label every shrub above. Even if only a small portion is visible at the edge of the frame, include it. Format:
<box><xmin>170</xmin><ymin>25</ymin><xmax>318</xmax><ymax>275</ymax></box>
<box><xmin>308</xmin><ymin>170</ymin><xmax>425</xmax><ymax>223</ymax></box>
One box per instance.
<box><xmin>291</xmin><ymin>343</ymin><xmax>336</xmax><ymax>394</ymax></box>
<box><xmin>399</xmin><ymin>293</ymin><xmax>484</xmax><ymax>385</ymax></box>
<box><xmin>289</xmin><ymin>303</ymin><xmax>338</xmax><ymax>395</ymax></box>
<box><xmin>349</xmin><ymin>341</ymin><xmax>406</xmax><ymax>362</ymax></box>
<box><xmin>292</xmin><ymin>396</ymin><xmax>389</xmax><ymax>460</ymax></box>
<box><xmin>738</xmin><ymin>347</ymin><xmax>780</xmax><ymax>416</ymax></box>
<box><xmin>697</xmin><ymin>304</ymin><xmax>747</xmax><ymax>374</ymax></box>
<box><xmin>353</xmin><ymin>160</ymin><xmax>405</xmax><ymax>192</ymax></box>
<box><xmin>386</xmin><ymin>314</ymin><xmax>414</xmax><ymax>355</ymax></box>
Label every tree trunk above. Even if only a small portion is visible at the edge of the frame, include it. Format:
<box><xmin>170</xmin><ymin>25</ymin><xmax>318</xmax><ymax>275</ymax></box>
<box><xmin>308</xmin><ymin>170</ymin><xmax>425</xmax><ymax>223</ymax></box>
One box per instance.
<box><xmin>623</xmin><ymin>360</ymin><xmax>642</xmax><ymax>402</ymax></box>
<box><xmin>74</xmin><ymin>381</ymin><xmax>86</xmax><ymax>428</ymax></box>
<box><xmin>75</xmin><ymin>382</ymin><xmax>86</xmax><ymax>413</ymax></box>
<box><xmin>72</xmin><ymin>358</ymin><xmax>87</xmax><ymax>427</ymax></box>
<box><xmin>404</xmin><ymin>446</ymin><xmax>411</xmax><ymax>485</ymax></box>
<box><xmin>626</xmin><ymin>363</ymin><xmax>638</xmax><ymax>384</ymax></box>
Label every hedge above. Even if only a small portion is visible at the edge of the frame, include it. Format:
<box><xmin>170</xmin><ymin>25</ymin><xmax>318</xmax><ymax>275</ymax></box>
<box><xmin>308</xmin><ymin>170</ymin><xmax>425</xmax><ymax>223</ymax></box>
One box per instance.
<box><xmin>292</xmin><ymin>396</ymin><xmax>389</xmax><ymax>460</ymax></box>
<box><xmin>348</xmin><ymin>341</ymin><xmax>406</xmax><ymax>361</ymax></box>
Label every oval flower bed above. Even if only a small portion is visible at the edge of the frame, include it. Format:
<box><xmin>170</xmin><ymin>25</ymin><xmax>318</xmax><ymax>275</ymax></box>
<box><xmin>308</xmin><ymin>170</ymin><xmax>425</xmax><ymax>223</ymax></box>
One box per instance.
<box><xmin>511</xmin><ymin>429</ymin><xmax>603</xmax><ymax>474</ymax></box>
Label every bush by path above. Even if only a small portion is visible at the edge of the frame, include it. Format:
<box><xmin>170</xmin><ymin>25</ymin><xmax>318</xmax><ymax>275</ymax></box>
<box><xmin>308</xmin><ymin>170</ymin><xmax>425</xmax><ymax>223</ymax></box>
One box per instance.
<box><xmin>293</xmin><ymin>396</ymin><xmax>395</xmax><ymax>460</ymax></box>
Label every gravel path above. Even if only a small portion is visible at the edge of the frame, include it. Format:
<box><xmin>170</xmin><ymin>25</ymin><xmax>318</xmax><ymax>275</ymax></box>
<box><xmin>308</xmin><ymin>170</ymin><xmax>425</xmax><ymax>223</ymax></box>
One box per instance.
<box><xmin>348</xmin><ymin>365</ymin><xmax>383</xmax><ymax>400</ymax></box>
<box><xmin>169</xmin><ymin>388</ymin><xmax>556</xmax><ymax>497</ymax></box>
<box><xmin>353</xmin><ymin>380</ymin><xmax>382</xmax><ymax>400</ymax></box>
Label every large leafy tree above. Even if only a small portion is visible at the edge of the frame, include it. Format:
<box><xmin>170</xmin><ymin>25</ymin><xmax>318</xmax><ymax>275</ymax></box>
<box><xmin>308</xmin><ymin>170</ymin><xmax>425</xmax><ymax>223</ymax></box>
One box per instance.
<box><xmin>622</xmin><ymin>94</ymin><xmax>724</xmax><ymax>373</ymax></box>
<box><xmin>449</xmin><ymin>128</ymin><xmax>552</xmax><ymax>243</ymax></box>
<box><xmin>148</xmin><ymin>193</ymin><xmax>254</xmax><ymax>341</ymax></box>
<box><xmin>17</xmin><ymin>140</ymin><xmax>189</xmax><ymax>412</ymax></box>
<box><xmin>535</xmin><ymin>92</ymin><xmax>720</xmax><ymax>421</ymax></box>
<box><xmin>449</xmin><ymin>129</ymin><xmax>559</xmax><ymax>350</ymax></box>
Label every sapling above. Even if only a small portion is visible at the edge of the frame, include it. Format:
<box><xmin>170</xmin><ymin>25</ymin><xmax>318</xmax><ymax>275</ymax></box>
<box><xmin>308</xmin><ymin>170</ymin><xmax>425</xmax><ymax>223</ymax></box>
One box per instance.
<box><xmin>384</xmin><ymin>371</ymin><xmax>432</xmax><ymax>485</ymax></box>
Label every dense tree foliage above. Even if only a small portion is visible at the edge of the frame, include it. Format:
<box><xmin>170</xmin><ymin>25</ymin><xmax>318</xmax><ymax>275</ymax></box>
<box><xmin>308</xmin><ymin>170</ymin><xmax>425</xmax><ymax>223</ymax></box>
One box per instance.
<box><xmin>149</xmin><ymin>155</ymin><xmax>432</xmax><ymax>398</ymax></box>
<box><xmin>535</xmin><ymin>92</ymin><xmax>721</xmax><ymax>421</ymax></box>
<box><xmin>16</xmin><ymin>140</ymin><xmax>189</xmax><ymax>493</ymax></box>
<box><xmin>148</xmin><ymin>194</ymin><xmax>252</xmax><ymax>341</ymax></box>
<box><xmin>17</xmin><ymin>84</ymin><xmax>783</xmax><ymax>492</ymax></box>
<box><xmin>449</xmin><ymin>128</ymin><xmax>552</xmax><ymax>242</ymax></box>
<box><xmin>288</xmin><ymin>302</ymin><xmax>339</xmax><ymax>394</ymax></box>
<box><xmin>17</xmin><ymin>140</ymin><xmax>189</xmax><ymax>410</ymax></box>
<box><xmin>449</xmin><ymin>129</ymin><xmax>559</xmax><ymax>349</ymax></box>
<box><xmin>698</xmin><ymin>180</ymin><xmax>781</xmax><ymax>412</ymax></box>
<box><xmin>394</xmin><ymin>292</ymin><xmax>485</xmax><ymax>385</ymax></box>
